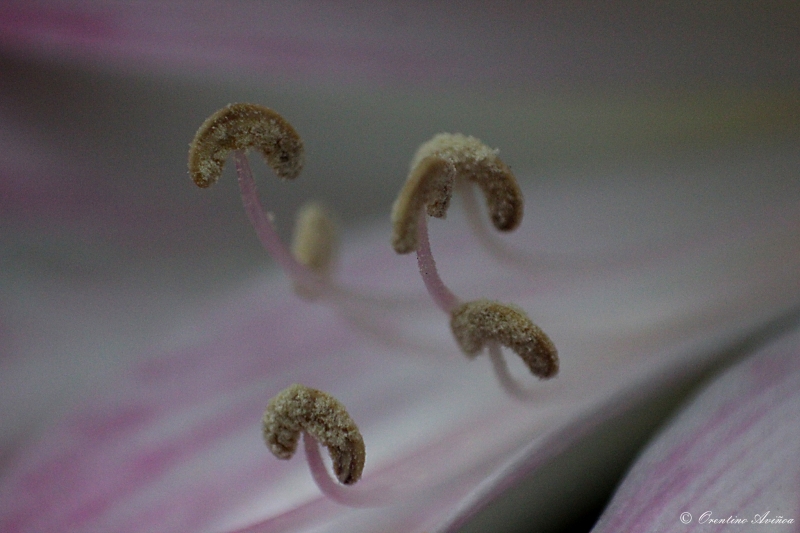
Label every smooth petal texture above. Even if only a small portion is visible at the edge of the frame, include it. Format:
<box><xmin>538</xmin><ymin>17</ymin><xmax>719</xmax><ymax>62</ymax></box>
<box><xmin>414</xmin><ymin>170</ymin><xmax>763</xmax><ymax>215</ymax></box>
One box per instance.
<box><xmin>1</xmin><ymin>159</ymin><xmax>799</xmax><ymax>532</ymax></box>
<box><xmin>2</xmin><ymin>2</ymin><xmax>797</xmax><ymax>89</ymax></box>
<box><xmin>592</xmin><ymin>323</ymin><xmax>800</xmax><ymax>532</ymax></box>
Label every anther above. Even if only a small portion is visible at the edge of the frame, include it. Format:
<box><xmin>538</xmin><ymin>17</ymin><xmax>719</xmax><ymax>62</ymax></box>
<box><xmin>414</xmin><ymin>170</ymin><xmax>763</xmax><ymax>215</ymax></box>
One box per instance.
<box><xmin>188</xmin><ymin>104</ymin><xmax>325</xmax><ymax>291</ymax></box>
<box><xmin>391</xmin><ymin>133</ymin><xmax>524</xmax><ymax>254</ymax></box>
<box><xmin>450</xmin><ymin>299</ymin><xmax>559</xmax><ymax>379</ymax></box>
<box><xmin>291</xmin><ymin>202</ymin><xmax>338</xmax><ymax>278</ymax></box>
<box><xmin>188</xmin><ymin>103</ymin><xmax>303</xmax><ymax>188</ymax></box>
<box><xmin>263</xmin><ymin>384</ymin><xmax>365</xmax><ymax>485</ymax></box>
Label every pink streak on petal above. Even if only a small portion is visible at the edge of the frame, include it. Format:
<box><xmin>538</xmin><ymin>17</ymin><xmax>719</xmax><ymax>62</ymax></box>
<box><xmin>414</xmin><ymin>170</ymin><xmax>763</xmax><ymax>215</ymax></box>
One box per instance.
<box><xmin>13</xmin><ymin>404</ymin><xmax>239</xmax><ymax>530</ymax></box>
<box><xmin>592</xmin><ymin>325</ymin><xmax>800</xmax><ymax>533</ymax></box>
<box><xmin>0</xmin><ymin>2</ymin><xmax>444</xmax><ymax>87</ymax></box>
<box><xmin>1</xmin><ymin>168</ymin><xmax>798</xmax><ymax>532</ymax></box>
<box><xmin>2</xmin><ymin>2</ymin><xmax>795</xmax><ymax>90</ymax></box>
<box><xmin>0</xmin><ymin>4</ymin><xmax>117</xmax><ymax>49</ymax></box>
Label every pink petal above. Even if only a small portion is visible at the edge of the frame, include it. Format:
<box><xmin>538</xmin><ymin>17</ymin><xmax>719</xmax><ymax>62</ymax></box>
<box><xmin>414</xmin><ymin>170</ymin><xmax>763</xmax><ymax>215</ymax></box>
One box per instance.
<box><xmin>1</xmin><ymin>2</ymin><xmax>796</xmax><ymax>88</ymax></box>
<box><xmin>592</xmin><ymin>323</ymin><xmax>800</xmax><ymax>532</ymax></box>
<box><xmin>1</xmin><ymin>163</ymin><xmax>798</xmax><ymax>532</ymax></box>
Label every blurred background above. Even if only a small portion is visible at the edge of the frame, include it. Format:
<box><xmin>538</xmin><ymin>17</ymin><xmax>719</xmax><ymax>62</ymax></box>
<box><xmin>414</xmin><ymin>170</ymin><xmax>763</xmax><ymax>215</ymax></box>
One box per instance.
<box><xmin>2</xmin><ymin>1</ymin><xmax>797</xmax><ymax>267</ymax></box>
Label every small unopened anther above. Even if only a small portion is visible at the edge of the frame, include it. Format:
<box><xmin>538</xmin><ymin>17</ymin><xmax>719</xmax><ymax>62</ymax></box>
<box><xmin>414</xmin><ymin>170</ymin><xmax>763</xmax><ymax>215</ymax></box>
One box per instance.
<box><xmin>263</xmin><ymin>384</ymin><xmax>365</xmax><ymax>485</ymax></box>
<box><xmin>291</xmin><ymin>202</ymin><xmax>338</xmax><ymax>278</ymax></box>
<box><xmin>188</xmin><ymin>103</ymin><xmax>303</xmax><ymax>188</ymax></box>
<box><xmin>450</xmin><ymin>299</ymin><xmax>559</xmax><ymax>379</ymax></box>
<box><xmin>391</xmin><ymin>133</ymin><xmax>523</xmax><ymax>254</ymax></box>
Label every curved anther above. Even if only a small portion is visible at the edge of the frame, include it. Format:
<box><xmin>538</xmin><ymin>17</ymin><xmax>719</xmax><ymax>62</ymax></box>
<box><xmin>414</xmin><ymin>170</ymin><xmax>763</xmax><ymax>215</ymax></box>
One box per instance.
<box><xmin>188</xmin><ymin>103</ymin><xmax>304</xmax><ymax>188</ymax></box>
<box><xmin>263</xmin><ymin>384</ymin><xmax>366</xmax><ymax>485</ymax></box>
<box><xmin>450</xmin><ymin>299</ymin><xmax>559</xmax><ymax>379</ymax></box>
<box><xmin>391</xmin><ymin>133</ymin><xmax>523</xmax><ymax>254</ymax></box>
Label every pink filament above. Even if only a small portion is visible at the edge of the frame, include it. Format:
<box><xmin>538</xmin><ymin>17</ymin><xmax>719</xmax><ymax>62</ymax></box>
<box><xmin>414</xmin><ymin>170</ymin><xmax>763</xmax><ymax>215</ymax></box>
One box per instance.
<box><xmin>415</xmin><ymin>216</ymin><xmax>460</xmax><ymax>313</ymax></box>
<box><xmin>233</xmin><ymin>150</ymin><xmax>323</xmax><ymax>291</ymax></box>
<box><xmin>416</xmin><ymin>204</ymin><xmax>544</xmax><ymax>401</ymax></box>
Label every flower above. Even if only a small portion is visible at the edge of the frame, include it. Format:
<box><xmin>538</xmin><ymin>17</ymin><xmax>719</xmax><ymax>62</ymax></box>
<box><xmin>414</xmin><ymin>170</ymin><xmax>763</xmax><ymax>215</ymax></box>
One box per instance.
<box><xmin>1</xmin><ymin>3</ymin><xmax>799</xmax><ymax>533</ymax></box>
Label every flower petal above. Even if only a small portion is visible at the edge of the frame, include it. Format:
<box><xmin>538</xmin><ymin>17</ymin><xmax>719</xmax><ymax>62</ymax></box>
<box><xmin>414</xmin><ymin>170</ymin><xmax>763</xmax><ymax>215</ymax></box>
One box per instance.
<box><xmin>1</xmin><ymin>2</ymin><xmax>797</xmax><ymax>89</ymax></box>
<box><xmin>1</xmin><ymin>160</ymin><xmax>798</xmax><ymax>532</ymax></box>
<box><xmin>592</xmin><ymin>323</ymin><xmax>800</xmax><ymax>532</ymax></box>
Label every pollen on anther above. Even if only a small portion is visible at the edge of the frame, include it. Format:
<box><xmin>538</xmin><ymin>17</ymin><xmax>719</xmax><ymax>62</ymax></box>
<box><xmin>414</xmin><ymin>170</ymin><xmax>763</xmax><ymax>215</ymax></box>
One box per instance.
<box><xmin>450</xmin><ymin>299</ymin><xmax>559</xmax><ymax>379</ymax></box>
<box><xmin>262</xmin><ymin>384</ymin><xmax>366</xmax><ymax>485</ymax></box>
<box><xmin>188</xmin><ymin>103</ymin><xmax>304</xmax><ymax>188</ymax></box>
<box><xmin>391</xmin><ymin>133</ymin><xmax>524</xmax><ymax>254</ymax></box>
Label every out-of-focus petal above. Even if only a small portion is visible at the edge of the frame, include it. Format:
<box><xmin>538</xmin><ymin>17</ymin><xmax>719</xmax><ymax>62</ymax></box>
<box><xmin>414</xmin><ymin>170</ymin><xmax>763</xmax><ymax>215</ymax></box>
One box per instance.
<box><xmin>1</xmin><ymin>2</ymin><xmax>798</xmax><ymax>89</ymax></box>
<box><xmin>1</xmin><ymin>156</ymin><xmax>798</xmax><ymax>532</ymax></box>
<box><xmin>592</xmin><ymin>323</ymin><xmax>800</xmax><ymax>533</ymax></box>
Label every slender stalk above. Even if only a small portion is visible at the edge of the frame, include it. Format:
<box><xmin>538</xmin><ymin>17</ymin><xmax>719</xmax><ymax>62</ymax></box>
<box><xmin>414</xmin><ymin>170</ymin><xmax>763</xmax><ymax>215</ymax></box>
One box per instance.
<box><xmin>233</xmin><ymin>150</ymin><xmax>324</xmax><ymax>292</ymax></box>
<box><xmin>415</xmin><ymin>216</ymin><xmax>461</xmax><ymax>313</ymax></box>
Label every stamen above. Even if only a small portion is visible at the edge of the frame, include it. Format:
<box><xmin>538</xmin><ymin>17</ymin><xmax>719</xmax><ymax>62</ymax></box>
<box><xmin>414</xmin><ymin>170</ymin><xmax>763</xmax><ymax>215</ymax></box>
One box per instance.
<box><xmin>262</xmin><ymin>384</ymin><xmax>365</xmax><ymax>486</ymax></box>
<box><xmin>188</xmin><ymin>104</ymin><xmax>322</xmax><ymax>292</ymax></box>
<box><xmin>391</xmin><ymin>134</ymin><xmax>558</xmax><ymax>392</ymax></box>
<box><xmin>450</xmin><ymin>299</ymin><xmax>559</xmax><ymax>379</ymax></box>
<box><xmin>190</xmin><ymin>103</ymin><xmax>438</xmax><ymax>314</ymax></box>
<box><xmin>391</xmin><ymin>133</ymin><xmax>524</xmax><ymax>254</ymax></box>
